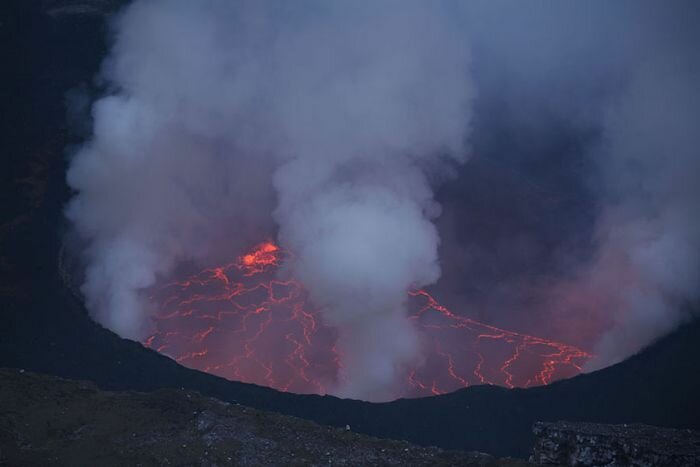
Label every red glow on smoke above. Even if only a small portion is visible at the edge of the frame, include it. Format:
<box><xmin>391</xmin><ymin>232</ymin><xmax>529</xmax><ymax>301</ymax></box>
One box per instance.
<box><xmin>144</xmin><ymin>241</ymin><xmax>591</xmax><ymax>398</ymax></box>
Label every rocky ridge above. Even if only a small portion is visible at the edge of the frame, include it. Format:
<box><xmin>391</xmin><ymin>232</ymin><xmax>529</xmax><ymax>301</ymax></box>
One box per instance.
<box><xmin>0</xmin><ymin>369</ymin><xmax>525</xmax><ymax>466</ymax></box>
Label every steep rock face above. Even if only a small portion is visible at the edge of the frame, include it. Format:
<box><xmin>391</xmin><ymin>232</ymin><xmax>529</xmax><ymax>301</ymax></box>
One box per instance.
<box><xmin>530</xmin><ymin>421</ymin><xmax>700</xmax><ymax>466</ymax></box>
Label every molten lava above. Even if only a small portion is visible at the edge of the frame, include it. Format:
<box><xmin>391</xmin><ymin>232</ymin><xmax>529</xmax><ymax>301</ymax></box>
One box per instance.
<box><xmin>238</xmin><ymin>240</ymin><xmax>281</xmax><ymax>276</ymax></box>
<box><xmin>145</xmin><ymin>241</ymin><xmax>591</xmax><ymax>398</ymax></box>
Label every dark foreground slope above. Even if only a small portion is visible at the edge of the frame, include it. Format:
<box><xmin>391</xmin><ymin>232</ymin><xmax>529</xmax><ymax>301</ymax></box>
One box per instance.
<box><xmin>2</xmin><ymin>1</ymin><xmax>700</xmax><ymax>460</ymax></box>
<box><xmin>0</xmin><ymin>369</ymin><xmax>525</xmax><ymax>466</ymax></box>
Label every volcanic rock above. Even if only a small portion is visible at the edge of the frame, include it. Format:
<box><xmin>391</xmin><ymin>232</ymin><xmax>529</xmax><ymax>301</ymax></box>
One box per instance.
<box><xmin>530</xmin><ymin>421</ymin><xmax>700</xmax><ymax>466</ymax></box>
<box><xmin>0</xmin><ymin>368</ymin><xmax>527</xmax><ymax>466</ymax></box>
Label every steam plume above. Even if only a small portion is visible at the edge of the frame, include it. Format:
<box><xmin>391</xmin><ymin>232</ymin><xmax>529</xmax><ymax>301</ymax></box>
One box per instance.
<box><xmin>578</xmin><ymin>38</ymin><xmax>700</xmax><ymax>366</ymax></box>
<box><xmin>437</xmin><ymin>1</ymin><xmax>700</xmax><ymax>368</ymax></box>
<box><xmin>66</xmin><ymin>0</ymin><xmax>700</xmax><ymax>399</ymax></box>
<box><xmin>66</xmin><ymin>0</ymin><xmax>471</xmax><ymax>400</ymax></box>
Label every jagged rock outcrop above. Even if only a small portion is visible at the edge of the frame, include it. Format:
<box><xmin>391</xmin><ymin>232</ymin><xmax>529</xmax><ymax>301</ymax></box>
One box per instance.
<box><xmin>531</xmin><ymin>421</ymin><xmax>700</xmax><ymax>466</ymax></box>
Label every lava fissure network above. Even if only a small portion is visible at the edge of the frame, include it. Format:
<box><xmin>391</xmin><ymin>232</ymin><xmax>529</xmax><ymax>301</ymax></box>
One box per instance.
<box><xmin>144</xmin><ymin>242</ymin><xmax>590</xmax><ymax>398</ymax></box>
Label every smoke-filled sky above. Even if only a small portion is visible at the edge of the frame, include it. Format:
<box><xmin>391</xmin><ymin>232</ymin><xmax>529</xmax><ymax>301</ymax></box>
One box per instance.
<box><xmin>66</xmin><ymin>0</ymin><xmax>700</xmax><ymax>400</ymax></box>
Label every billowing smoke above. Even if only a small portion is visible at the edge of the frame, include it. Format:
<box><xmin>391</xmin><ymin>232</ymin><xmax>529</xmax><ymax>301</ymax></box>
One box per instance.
<box><xmin>67</xmin><ymin>0</ymin><xmax>700</xmax><ymax>400</ymax></box>
<box><xmin>572</xmin><ymin>24</ymin><xmax>700</xmax><ymax>366</ymax></box>
<box><xmin>66</xmin><ymin>0</ymin><xmax>471</xmax><ymax>400</ymax></box>
<box><xmin>540</xmin><ymin>2</ymin><xmax>700</xmax><ymax>367</ymax></box>
<box><xmin>434</xmin><ymin>1</ymin><xmax>700</xmax><ymax>368</ymax></box>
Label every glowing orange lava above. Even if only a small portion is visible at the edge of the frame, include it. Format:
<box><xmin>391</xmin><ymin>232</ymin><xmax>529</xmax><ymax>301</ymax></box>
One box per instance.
<box><xmin>144</xmin><ymin>241</ymin><xmax>591</xmax><ymax>398</ymax></box>
<box><xmin>237</xmin><ymin>240</ymin><xmax>281</xmax><ymax>276</ymax></box>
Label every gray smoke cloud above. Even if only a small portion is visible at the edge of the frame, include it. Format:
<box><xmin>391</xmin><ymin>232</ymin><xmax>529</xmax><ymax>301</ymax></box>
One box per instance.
<box><xmin>436</xmin><ymin>1</ymin><xmax>700</xmax><ymax>367</ymax></box>
<box><xmin>534</xmin><ymin>48</ymin><xmax>700</xmax><ymax>368</ymax></box>
<box><xmin>573</xmin><ymin>22</ymin><xmax>700</xmax><ymax>366</ymax></box>
<box><xmin>263</xmin><ymin>2</ymin><xmax>472</xmax><ymax>399</ymax></box>
<box><xmin>66</xmin><ymin>0</ymin><xmax>699</xmax><ymax>400</ymax></box>
<box><xmin>66</xmin><ymin>0</ymin><xmax>472</xmax><ymax>400</ymax></box>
